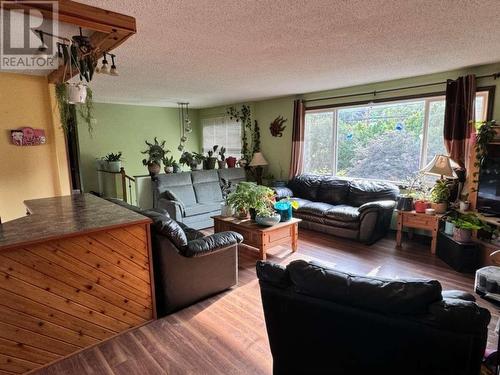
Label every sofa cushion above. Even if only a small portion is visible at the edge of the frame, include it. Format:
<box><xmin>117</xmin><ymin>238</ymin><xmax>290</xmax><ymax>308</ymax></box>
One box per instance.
<box><xmin>288</xmin><ymin>174</ymin><xmax>323</xmax><ymax>201</ymax></box>
<box><xmin>294</xmin><ymin>212</ymin><xmax>326</xmax><ymax>225</ymax></box>
<box><xmin>317</xmin><ymin>177</ymin><xmax>350</xmax><ymax>204</ymax></box>
<box><xmin>157</xmin><ymin>172</ymin><xmax>197</xmax><ymax>206</ymax></box>
<box><xmin>348</xmin><ymin>180</ymin><xmax>399</xmax><ymax>207</ymax></box>
<box><xmin>292</xmin><ymin>198</ymin><xmax>312</xmax><ymax>209</ymax></box>
<box><xmin>288</xmin><ymin>260</ymin><xmax>442</xmax><ymax>315</ymax></box>
<box><xmin>322</xmin><ymin>218</ymin><xmax>360</xmax><ymax>230</ymax></box>
<box><xmin>184</xmin><ymin>202</ymin><xmax>221</xmax><ymax>217</ymax></box>
<box><xmin>191</xmin><ymin>170</ymin><xmax>223</xmax><ymax>203</ymax></box>
<box><xmin>325</xmin><ymin>205</ymin><xmax>360</xmax><ymax>222</ymax></box>
<box><xmin>153</xmin><ymin>216</ymin><xmax>188</xmax><ymax>249</ymax></box>
<box><xmin>297</xmin><ymin>202</ymin><xmax>335</xmax><ymax>216</ymax></box>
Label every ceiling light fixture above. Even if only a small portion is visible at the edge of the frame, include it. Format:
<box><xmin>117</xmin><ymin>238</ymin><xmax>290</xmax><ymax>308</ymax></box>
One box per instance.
<box><xmin>109</xmin><ymin>54</ymin><xmax>119</xmax><ymax>76</ymax></box>
<box><xmin>177</xmin><ymin>102</ymin><xmax>192</xmax><ymax>151</ymax></box>
<box><xmin>99</xmin><ymin>53</ymin><xmax>109</xmax><ymax>74</ymax></box>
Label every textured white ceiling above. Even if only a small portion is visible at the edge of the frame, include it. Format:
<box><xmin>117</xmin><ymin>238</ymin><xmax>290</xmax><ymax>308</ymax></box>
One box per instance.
<box><xmin>79</xmin><ymin>0</ymin><xmax>500</xmax><ymax>108</ymax></box>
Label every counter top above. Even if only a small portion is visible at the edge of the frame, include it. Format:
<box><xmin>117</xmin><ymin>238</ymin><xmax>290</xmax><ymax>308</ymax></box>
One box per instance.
<box><xmin>0</xmin><ymin>194</ymin><xmax>151</xmax><ymax>250</ymax></box>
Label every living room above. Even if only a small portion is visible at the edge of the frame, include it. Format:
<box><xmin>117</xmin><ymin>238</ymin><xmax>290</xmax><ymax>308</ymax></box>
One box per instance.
<box><xmin>1</xmin><ymin>1</ymin><xmax>500</xmax><ymax>374</ymax></box>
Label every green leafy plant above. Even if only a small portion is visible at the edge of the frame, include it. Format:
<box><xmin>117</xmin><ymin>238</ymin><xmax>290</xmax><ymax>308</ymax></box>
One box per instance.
<box><xmin>451</xmin><ymin>213</ymin><xmax>491</xmax><ymax>231</ymax></box>
<box><xmin>218</xmin><ymin>146</ymin><xmax>226</xmax><ymax>161</ymax></box>
<box><xmin>55</xmin><ymin>83</ymin><xmax>94</xmax><ymax>136</ymax></box>
<box><xmin>429</xmin><ymin>179</ymin><xmax>451</xmax><ymax>203</ymax></box>
<box><xmin>179</xmin><ymin>151</ymin><xmax>205</xmax><ymax>169</ymax></box>
<box><xmin>474</xmin><ymin>120</ymin><xmax>497</xmax><ymax>169</ymax></box>
<box><xmin>162</xmin><ymin>155</ymin><xmax>175</xmax><ymax>167</ymax></box>
<box><xmin>104</xmin><ymin>152</ymin><xmax>122</xmax><ymax>162</ymax></box>
<box><xmin>207</xmin><ymin>145</ymin><xmax>219</xmax><ymax>158</ymax></box>
<box><xmin>141</xmin><ymin>137</ymin><xmax>168</xmax><ymax>166</ymax></box>
<box><xmin>220</xmin><ymin>178</ymin><xmax>232</xmax><ymax>204</ymax></box>
<box><xmin>226</xmin><ymin>182</ymin><xmax>275</xmax><ymax>216</ymax></box>
<box><xmin>227</xmin><ymin>105</ymin><xmax>253</xmax><ymax>162</ymax></box>
<box><xmin>402</xmin><ymin>172</ymin><xmax>431</xmax><ymax>200</ymax></box>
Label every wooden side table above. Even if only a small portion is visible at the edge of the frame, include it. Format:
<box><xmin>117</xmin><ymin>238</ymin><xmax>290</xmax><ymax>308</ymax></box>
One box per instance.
<box><xmin>396</xmin><ymin>210</ymin><xmax>443</xmax><ymax>254</ymax></box>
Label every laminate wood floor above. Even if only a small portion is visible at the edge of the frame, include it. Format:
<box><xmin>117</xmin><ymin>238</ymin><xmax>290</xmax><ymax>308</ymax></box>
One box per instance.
<box><xmin>33</xmin><ymin>230</ymin><xmax>499</xmax><ymax>375</ymax></box>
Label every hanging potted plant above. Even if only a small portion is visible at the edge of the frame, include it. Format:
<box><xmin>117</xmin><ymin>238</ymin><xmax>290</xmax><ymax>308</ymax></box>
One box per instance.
<box><xmin>141</xmin><ymin>137</ymin><xmax>168</xmax><ymax>176</ymax></box>
<box><xmin>104</xmin><ymin>152</ymin><xmax>122</xmax><ymax>172</ymax></box>
<box><xmin>218</xmin><ymin>146</ymin><xmax>227</xmax><ymax>169</ymax></box>
<box><xmin>205</xmin><ymin>145</ymin><xmax>218</xmax><ymax>170</ymax></box>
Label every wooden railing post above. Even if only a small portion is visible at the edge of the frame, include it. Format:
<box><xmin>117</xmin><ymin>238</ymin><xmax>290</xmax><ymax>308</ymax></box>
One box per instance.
<box><xmin>120</xmin><ymin>167</ymin><xmax>127</xmax><ymax>203</ymax></box>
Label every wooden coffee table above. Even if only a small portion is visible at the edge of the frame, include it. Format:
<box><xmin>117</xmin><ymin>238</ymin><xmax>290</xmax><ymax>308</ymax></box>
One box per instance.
<box><xmin>212</xmin><ymin>216</ymin><xmax>301</xmax><ymax>260</ymax></box>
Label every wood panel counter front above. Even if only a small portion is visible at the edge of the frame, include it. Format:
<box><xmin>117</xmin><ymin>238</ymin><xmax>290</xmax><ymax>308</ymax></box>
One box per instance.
<box><xmin>0</xmin><ymin>194</ymin><xmax>155</xmax><ymax>374</ymax></box>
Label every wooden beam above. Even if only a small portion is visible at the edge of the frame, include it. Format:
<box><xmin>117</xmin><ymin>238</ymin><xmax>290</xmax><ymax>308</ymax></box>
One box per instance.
<box><xmin>2</xmin><ymin>0</ymin><xmax>136</xmax><ymax>83</ymax></box>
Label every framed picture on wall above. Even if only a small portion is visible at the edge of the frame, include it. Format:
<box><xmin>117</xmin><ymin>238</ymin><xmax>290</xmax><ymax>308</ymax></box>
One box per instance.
<box><xmin>11</xmin><ymin>127</ymin><xmax>46</xmax><ymax>146</ymax></box>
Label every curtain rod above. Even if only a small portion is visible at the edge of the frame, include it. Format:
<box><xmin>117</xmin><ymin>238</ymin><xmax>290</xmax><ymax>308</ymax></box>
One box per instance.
<box><xmin>303</xmin><ymin>72</ymin><xmax>500</xmax><ymax>103</ymax></box>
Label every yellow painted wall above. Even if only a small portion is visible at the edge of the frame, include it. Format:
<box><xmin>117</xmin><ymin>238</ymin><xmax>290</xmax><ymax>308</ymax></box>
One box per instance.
<box><xmin>0</xmin><ymin>73</ymin><xmax>70</xmax><ymax>222</ymax></box>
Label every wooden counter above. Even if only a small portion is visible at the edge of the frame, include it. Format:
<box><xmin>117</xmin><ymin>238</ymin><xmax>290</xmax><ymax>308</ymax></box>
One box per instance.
<box><xmin>0</xmin><ymin>194</ymin><xmax>155</xmax><ymax>374</ymax></box>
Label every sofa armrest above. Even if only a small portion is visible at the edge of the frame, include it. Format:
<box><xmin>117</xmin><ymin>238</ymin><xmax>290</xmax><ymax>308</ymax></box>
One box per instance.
<box><xmin>183</xmin><ymin>231</ymin><xmax>243</xmax><ymax>257</ymax></box>
<box><xmin>158</xmin><ymin>198</ymin><xmax>184</xmax><ymax>220</ymax></box>
<box><xmin>358</xmin><ymin>200</ymin><xmax>396</xmax><ymax>213</ymax></box>
<box><xmin>273</xmin><ymin>186</ymin><xmax>294</xmax><ymax>200</ymax></box>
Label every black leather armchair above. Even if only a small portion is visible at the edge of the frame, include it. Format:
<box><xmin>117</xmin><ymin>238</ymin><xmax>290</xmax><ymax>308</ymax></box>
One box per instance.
<box><xmin>275</xmin><ymin>175</ymin><xmax>399</xmax><ymax>244</ymax></box>
<box><xmin>106</xmin><ymin>198</ymin><xmax>243</xmax><ymax>316</ymax></box>
<box><xmin>257</xmin><ymin>260</ymin><xmax>490</xmax><ymax>375</ymax></box>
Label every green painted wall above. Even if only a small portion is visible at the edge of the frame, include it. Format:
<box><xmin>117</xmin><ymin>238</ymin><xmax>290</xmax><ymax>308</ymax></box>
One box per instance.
<box><xmin>77</xmin><ymin>103</ymin><xmax>201</xmax><ymax>193</ymax></box>
<box><xmin>200</xmin><ymin>62</ymin><xmax>500</xmax><ymax>179</ymax></box>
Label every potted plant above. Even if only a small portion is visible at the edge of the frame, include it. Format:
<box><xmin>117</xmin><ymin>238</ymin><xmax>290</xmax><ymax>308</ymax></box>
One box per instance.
<box><xmin>220</xmin><ymin>178</ymin><xmax>234</xmax><ymax>217</ymax></box>
<box><xmin>442</xmin><ymin>210</ymin><xmax>459</xmax><ymax>236</ymax></box>
<box><xmin>218</xmin><ymin>146</ymin><xmax>227</xmax><ymax>169</ymax></box>
<box><xmin>104</xmin><ymin>152</ymin><xmax>122</xmax><ymax>172</ymax></box>
<box><xmin>162</xmin><ymin>155</ymin><xmax>176</xmax><ymax>174</ymax></box>
<box><xmin>255</xmin><ymin>205</ymin><xmax>281</xmax><ymax>227</ymax></box>
<box><xmin>227</xmin><ymin>181</ymin><xmax>254</xmax><ymax>218</ymax></box>
<box><xmin>180</xmin><ymin>151</ymin><xmax>205</xmax><ymax>171</ymax></box>
<box><xmin>141</xmin><ymin>137</ymin><xmax>168</xmax><ymax>175</ymax></box>
<box><xmin>205</xmin><ymin>145</ymin><xmax>218</xmax><ymax>170</ymax></box>
<box><xmin>429</xmin><ymin>179</ymin><xmax>451</xmax><ymax>214</ymax></box>
<box><xmin>451</xmin><ymin>213</ymin><xmax>491</xmax><ymax>242</ymax></box>
<box><xmin>226</xmin><ymin>156</ymin><xmax>237</xmax><ymax>168</ymax></box>
<box><xmin>172</xmin><ymin>161</ymin><xmax>181</xmax><ymax>173</ymax></box>
<box><xmin>459</xmin><ymin>192</ymin><xmax>470</xmax><ymax>211</ymax></box>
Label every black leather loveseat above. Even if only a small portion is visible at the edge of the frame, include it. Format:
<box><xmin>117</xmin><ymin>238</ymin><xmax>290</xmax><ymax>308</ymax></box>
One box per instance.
<box><xmin>274</xmin><ymin>174</ymin><xmax>399</xmax><ymax>244</ymax></box>
<box><xmin>257</xmin><ymin>260</ymin><xmax>490</xmax><ymax>375</ymax></box>
<box><xmin>108</xmin><ymin>198</ymin><xmax>243</xmax><ymax>316</ymax></box>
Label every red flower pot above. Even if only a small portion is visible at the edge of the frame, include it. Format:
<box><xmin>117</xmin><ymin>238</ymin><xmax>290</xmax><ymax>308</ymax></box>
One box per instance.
<box><xmin>414</xmin><ymin>200</ymin><xmax>429</xmax><ymax>213</ymax></box>
<box><xmin>226</xmin><ymin>156</ymin><xmax>237</xmax><ymax>168</ymax></box>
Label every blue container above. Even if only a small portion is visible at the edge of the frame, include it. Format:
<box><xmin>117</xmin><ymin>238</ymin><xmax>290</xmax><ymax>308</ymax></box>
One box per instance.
<box><xmin>274</xmin><ymin>201</ymin><xmax>293</xmax><ymax>222</ymax></box>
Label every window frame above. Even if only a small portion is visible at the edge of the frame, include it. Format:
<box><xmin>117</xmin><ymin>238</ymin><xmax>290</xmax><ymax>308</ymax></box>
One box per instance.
<box><xmin>303</xmin><ymin>88</ymin><xmax>493</xmax><ymax>184</ymax></box>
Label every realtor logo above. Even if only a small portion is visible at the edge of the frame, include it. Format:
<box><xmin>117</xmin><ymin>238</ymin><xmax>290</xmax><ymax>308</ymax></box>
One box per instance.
<box><xmin>0</xmin><ymin>1</ymin><xmax>58</xmax><ymax>70</ymax></box>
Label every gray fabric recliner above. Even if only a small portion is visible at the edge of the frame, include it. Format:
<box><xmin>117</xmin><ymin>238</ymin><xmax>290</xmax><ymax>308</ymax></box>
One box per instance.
<box><xmin>275</xmin><ymin>174</ymin><xmax>399</xmax><ymax>244</ymax></box>
<box><xmin>153</xmin><ymin>168</ymin><xmax>246</xmax><ymax>229</ymax></box>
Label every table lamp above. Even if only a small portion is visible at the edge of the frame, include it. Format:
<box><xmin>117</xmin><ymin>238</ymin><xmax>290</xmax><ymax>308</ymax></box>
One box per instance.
<box><xmin>249</xmin><ymin>152</ymin><xmax>268</xmax><ymax>185</ymax></box>
<box><xmin>421</xmin><ymin>154</ymin><xmax>457</xmax><ymax>180</ymax></box>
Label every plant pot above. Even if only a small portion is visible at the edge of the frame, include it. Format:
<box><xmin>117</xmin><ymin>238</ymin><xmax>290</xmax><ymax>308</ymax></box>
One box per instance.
<box><xmin>274</xmin><ymin>201</ymin><xmax>293</xmax><ymax>222</ymax></box>
<box><xmin>217</xmin><ymin>160</ymin><xmax>226</xmax><ymax>169</ymax></box>
<box><xmin>256</xmin><ymin>214</ymin><xmax>281</xmax><ymax>227</ymax></box>
<box><xmin>235</xmin><ymin>209</ymin><xmax>249</xmax><ymax>219</ymax></box>
<box><xmin>66</xmin><ymin>83</ymin><xmax>87</xmax><ymax>104</ymax></box>
<box><xmin>397</xmin><ymin>196</ymin><xmax>413</xmax><ymax>211</ymax></box>
<box><xmin>249</xmin><ymin>208</ymin><xmax>257</xmax><ymax>221</ymax></box>
<box><xmin>226</xmin><ymin>157</ymin><xmax>237</xmax><ymax>168</ymax></box>
<box><xmin>453</xmin><ymin>227</ymin><xmax>472</xmax><ymax>242</ymax></box>
<box><xmin>414</xmin><ymin>200</ymin><xmax>429</xmax><ymax>213</ymax></box>
<box><xmin>164</xmin><ymin>166</ymin><xmax>174</xmax><ymax>174</ymax></box>
<box><xmin>220</xmin><ymin>203</ymin><xmax>234</xmax><ymax>217</ymax></box>
<box><xmin>444</xmin><ymin>221</ymin><xmax>455</xmax><ymax>236</ymax></box>
<box><xmin>147</xmin><ymin>162</ymin><xmax>161</xmax><ymax>176</ymax></box>
<box><xmin>459</xmin><ymin>201</ymin><xmax>470</xmax><ymax>211</ymax></box>
<box><xmin>206</xmin><ymin>157</ymin><xmax>217</xmax><ymax>170</ymax></box>
<box><xmin>107</xmin><ymin>161</ymin><xmax>121</xmax><ymax>173</ymax></box>
<box><xmin>431</xmin><ymin>202</ymin><xmax>447</xmax><ymax>214</ymax></box>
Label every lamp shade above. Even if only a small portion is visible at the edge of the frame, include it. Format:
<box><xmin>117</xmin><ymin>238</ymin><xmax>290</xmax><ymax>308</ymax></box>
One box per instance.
<box><xmin>421</xmin><ymin>154</ymin><xmax>457</xmax><ymax>178</ymax></box>
<box><xmin>249</xmin><ymin>152</ymin><xmax>268</xmax><ymax>167</ymax></box>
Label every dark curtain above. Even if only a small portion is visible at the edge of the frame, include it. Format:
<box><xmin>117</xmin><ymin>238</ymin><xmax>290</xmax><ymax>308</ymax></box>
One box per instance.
<box><xmin>443</xmin><ymin>74</ymin><xmax>476</xmax><ymax>169</ymax></box>
<box><xmin>289</xmin><ymin>99</ymin><xmax>305</xmax><ymax>179</ymax></box>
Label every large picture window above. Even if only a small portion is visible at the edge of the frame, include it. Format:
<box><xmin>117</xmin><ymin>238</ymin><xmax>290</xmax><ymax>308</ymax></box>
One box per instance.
<box><xmin>202</xmin><ymin>116</ymin><xmax>242</xmax><ymax>157</ymax></box>
<box><xmin>303</xmin><ymin>92</ymin><xmax>489</xmax><ymax>182</ymax></box>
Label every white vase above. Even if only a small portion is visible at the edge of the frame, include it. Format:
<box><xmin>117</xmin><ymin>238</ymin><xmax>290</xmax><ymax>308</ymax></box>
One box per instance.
<box><xmin>221</xmin><ymin>204</ymin><xmax>234</xmax><ymax>217</ymax></box>
<box><xmin>107</xmin><ymin>161</ymin><xmax>121</xmax><ymax>173</ymax></box>
<box><xmin>66</xmin><ymin>83</ymin><xmax>87</xmax><ymax>104</ymax></box>
<box><xmin>459</xmin><ymin>201</ymin><xmax>470</xmax><ymax>211</ymax></box>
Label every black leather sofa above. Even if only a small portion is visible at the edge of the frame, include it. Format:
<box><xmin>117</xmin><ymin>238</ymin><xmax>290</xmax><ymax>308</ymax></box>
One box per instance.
<box><xmin>274</xmin><ymin>174</ymin><xmax>399</xmax><ymax>244</ymax></box>
<box><xmin>107</xmin><ymin>198</ymin><xmax>243</xmax><ymax>316</ymax></box>
<box><xmin>257</xmin><ymin>260</ymin><xmax>490</xmax><ymax>375</ymax></box>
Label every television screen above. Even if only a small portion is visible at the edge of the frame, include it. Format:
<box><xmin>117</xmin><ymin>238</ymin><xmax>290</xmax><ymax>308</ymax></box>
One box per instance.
<box><xmin>477</xmin><ymin>145</ymin><xmax>500</xmax><ymax>215</ymax></box>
